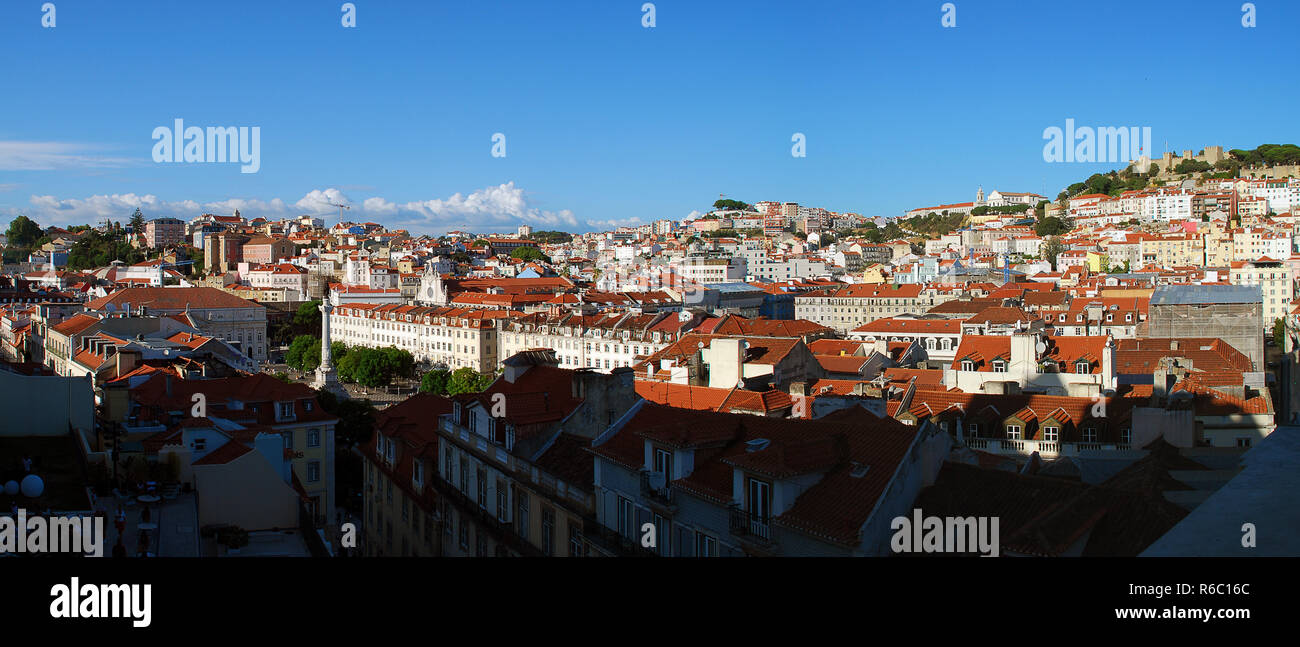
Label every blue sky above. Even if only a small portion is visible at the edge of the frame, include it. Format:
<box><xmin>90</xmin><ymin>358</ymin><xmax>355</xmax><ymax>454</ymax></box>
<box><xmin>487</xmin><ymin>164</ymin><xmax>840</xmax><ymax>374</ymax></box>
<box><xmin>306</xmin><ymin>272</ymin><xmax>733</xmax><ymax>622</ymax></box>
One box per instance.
<box><xmin>1</xmin><ymin>0</ymin><xmax>1296</xmax><ymax>234</ymax></box>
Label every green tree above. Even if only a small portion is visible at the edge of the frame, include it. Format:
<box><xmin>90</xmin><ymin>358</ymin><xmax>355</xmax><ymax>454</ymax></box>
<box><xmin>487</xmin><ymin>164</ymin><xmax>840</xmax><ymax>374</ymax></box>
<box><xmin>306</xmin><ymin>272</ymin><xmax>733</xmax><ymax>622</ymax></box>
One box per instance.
<box><xmin>1035</xmin><ymin>215</ymin><xmax>1072</xmax><ymax>237</ymax></box>
<box><xmin>712</xmin><ymin>199</ymin><xmax>751</xmax><ymax>211</ymax></box>
<box><xmin>286</xmin><ymin>335</ymin><xmax>322</xmax><ymax>372</ymax></box>
<box><xmin>446</xmin><ymin>367</ymin><xmax>491</xmax><ymax>395</ymax></box>
<box><xmin>5</xmin><ymin>215</ymin><xmax>43</xmax><ymax>249</ymax></box>
<box><xmin>379</xmin><ymin>346</ymin><xmax>415</xmax><ymax>380</ymax></box>
<box><xmin>1272</xmin><ymin>318</ymin><xmax>1287</xmax><ymax>347</ymax></box>
<box><xmin>419</xmin><ymin>368</ymin><xmax>451</xmax><ymax>395</ymax></box>
<box><xmin>129</xmin><ymin>208</ymin><xmax>145</xmax><ymax>235</ymax></box>
<box><xmin>294</xmin><ymin>300</ymin><xmax>322</xmax><ymax>329</ymax></box>
<box><xmin>509</xmin><ymin>246</ymin><xmax>550</xmax><ymax>263</ymax></box>
<box><xmin>350</xmin><ymin>350</ymin><xmax>389</xmax><ymax>388</ymax></box>
<box><xmin>1041</xmin><ymin>237</ymin><xmax>1065</xmax><ymax>271</ymax></box>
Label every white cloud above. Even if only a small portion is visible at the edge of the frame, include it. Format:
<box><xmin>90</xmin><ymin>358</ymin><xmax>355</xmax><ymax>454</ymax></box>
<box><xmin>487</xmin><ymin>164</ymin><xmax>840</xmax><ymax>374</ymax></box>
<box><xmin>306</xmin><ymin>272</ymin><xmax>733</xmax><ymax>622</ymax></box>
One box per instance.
<box><xmin>0</xmin><ymin>141</ymin><xmax>138</xmax><ymax>170</ymax></box>
<box><xmin>1</xmin><ymin>182</ymin><xmax>580</xmax><ymax>233</ymax></box>
<box><xmin>585</xmin><ymin>217</ymin><xmax>643</xmax><ymax>229</ymax></box>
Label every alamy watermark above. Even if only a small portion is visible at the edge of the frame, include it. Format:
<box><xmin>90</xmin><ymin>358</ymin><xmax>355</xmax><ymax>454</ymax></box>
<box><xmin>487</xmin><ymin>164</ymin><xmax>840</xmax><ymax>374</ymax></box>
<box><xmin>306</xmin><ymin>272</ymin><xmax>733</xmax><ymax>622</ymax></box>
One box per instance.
<box><xmin>891</xmin><ymin>509</ymin><xmax>999</xmax><ymax>556</ymax></box>
<box><xmin>1042</xmin><ymin>119</ymin><xmax>1150</xmax><ymax>164</ymax></box>
<box><xmin>0</xmin><ymin>508</ymin><xmax>104</xmax><ymax>556</ymax></box>
<box><xmin>152</xmin><ymin>119</ymin><xmax>261</xmax><ymax>173</ymax></box>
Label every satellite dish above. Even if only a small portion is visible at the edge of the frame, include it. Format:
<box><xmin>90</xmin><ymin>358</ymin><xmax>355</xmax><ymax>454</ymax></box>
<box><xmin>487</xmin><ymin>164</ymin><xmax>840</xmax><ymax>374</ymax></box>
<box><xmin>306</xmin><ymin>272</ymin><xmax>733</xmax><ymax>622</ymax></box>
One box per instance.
<box><xmin>20</xmin><ymin>475</ymin><xmax>44</xmax><ymax>498</ymax></box>
<box><xmin>1035</xmin><ymin>341</ymin><xmax>1047</xmax><ymax>355</ymax></box>
<box><xmin>736</xmin><ymin>380</ymin><xmax>745</xmax><ymax>389</ymax></box>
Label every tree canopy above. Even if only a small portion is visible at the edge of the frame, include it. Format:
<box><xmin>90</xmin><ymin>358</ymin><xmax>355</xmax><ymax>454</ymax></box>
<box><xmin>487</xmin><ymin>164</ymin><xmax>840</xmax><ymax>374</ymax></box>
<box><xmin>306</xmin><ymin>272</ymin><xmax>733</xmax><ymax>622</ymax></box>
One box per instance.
<box><xmin>712</xmin><ymin>199</ymin><xmax>751</xmax><ymax>211</ymax></box>
<box><xmin>510</xmin><ymin>246</ymin><xmax>550</xmax><ymax>263</ymax></box>
<box><xmin>5</xmin><ymin>215</ymin><xmax>43</xmax><ymax>249</ymax></box>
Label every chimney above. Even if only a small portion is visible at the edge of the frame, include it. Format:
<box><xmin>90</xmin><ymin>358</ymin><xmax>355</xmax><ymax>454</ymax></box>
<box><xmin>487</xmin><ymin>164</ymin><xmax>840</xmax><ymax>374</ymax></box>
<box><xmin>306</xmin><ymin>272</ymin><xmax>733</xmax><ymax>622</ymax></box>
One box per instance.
<box><xmin>116</xmin><ymin>349</ymin><xmax>139</xmax><ymax>376</ymax></box>
<box><xmin>1010</xmin><ymin>332</ymin><xmax>1036</xmax><ymax>370</ymax></box>
<box><xmin>164</xmin><ymin>373</ymin><xmax>173</xmax><ymax>398</ymax></box>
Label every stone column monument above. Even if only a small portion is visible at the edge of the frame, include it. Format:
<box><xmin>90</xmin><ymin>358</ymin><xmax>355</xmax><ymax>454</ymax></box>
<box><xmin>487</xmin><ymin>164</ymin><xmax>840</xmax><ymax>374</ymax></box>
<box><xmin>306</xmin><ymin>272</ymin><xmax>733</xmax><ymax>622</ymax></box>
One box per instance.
<box><xmin>312</xmin><ymin>301</ymin><xmax>348</xmax><ymax>398</ymax></box>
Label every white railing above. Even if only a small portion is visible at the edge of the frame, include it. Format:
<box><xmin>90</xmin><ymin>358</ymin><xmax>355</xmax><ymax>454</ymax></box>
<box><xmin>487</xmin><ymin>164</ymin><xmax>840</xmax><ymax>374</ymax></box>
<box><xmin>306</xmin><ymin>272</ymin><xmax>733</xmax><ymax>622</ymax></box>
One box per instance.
<box><xmin>963</xmin><ymin>438</ymin><xmax>1129</xmax><ymax>457</ymax></box>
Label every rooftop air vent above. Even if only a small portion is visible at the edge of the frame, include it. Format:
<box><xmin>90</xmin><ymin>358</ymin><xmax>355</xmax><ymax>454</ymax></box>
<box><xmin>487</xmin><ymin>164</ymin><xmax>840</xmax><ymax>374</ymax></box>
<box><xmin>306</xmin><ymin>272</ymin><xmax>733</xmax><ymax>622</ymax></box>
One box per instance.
<box><xmin>744</xmin><ymin>438</ymin><xmax>771</xmax><ymax>453</ymax></box>
<box><xmin>850</xmin><ymin>462</ymin><xmax>870</xmax><ymax>478</ymax></box>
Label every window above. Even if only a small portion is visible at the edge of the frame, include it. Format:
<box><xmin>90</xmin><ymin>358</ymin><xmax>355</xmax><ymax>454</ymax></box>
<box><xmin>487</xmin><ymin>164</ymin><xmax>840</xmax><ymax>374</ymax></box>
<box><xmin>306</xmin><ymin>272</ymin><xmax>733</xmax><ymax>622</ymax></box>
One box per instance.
<box><xmin>568</xmin><ymin>522</ymin><xmax>585</xmax><ymax>557</ymax></box>
<box><xmin>496</xmin><ymin>479</ymin><xmax>508</xmax><ymax>521</ymax></box>
<box><xmin>516</xmin><ymin>490</ymin><xmax>529</xmax><ymax>541</ymax></box>
<box><xmin>991</xmin><ymin>360</ymin><xmax>1006</xmax><ymax>373</ymax></box>
<box><xmin>696</xmin><ymin>532</ymin><xmax>717</xmax><ymax>557</ymax></box>
<box><xmin>307</xmin><ymin>460</ymin><xmax>321</xmax><ymax>483</ymax></box>
<box><xmin>1236</xmin><ymin>437</ymin><xmax>1252</xmax><ymax>448</ymax></box>
<box><xmin>476</xmin><ymin>468</ymin><xmax>487</xmax><ymax>508</ymax></box>
<box><xmin>278</xmin><ymin>402</ymin><xmax>294</xmax><ymax>419</ymax></box>
<box><xmin>1075</xmin><ymin>360</ymin><xmax>1090</xmax><ymax>374</ymax></box>
<box><xmin>307</xmin><ymin>428</ymin><xmax>321</xmax><ymax>448</ymax></box>
<box><xmin>967</xmin><ymin>423</ymin><xmax>979</xmax><ymax>438</ymax></box>
<box><xmin>413</xmin><ymin>460</ymin><xmax>423</xmax><ymax>486</ymax></box>
<box><xmin>961</xmin><ymin>360</ymin><xmax>976</xmax><ymax>371</ymax></box>
<box><xmin>459</xmin><ymin>458</ymin><xmax>468</xmax><ymax>493</ymax></box>
<box><xmin>1043</xmin><ymin>426</ymin><xmax>1059</xmax><ymax>442</ymax></box>
<box><xmin>617</xmin><ymin>497</ymin><xmax>634</xmax><ymax>538</ymax></box>
<box><xmin>653</xmin><ymin>448</ymin><xmax>672</xmax><ymax>478</ymax></box>
<box><xmin>285</xmin><ymin>431</ymin><xmax>294</xmax><ymax>451</ymax></box>
<box><xmin>458</xmin><ymin>517</ymin><xmax>469</xmax><ymax>551</ymax></box>
<box><xmin>475</xmin><ymin>530</ymin><xmax>487</xmax><ymax>557</ymax></box>
<box><xmin>542</xmin><ymin>507</ymin><xmax>555</xmax><ymax>556</ymax></box>
<box><xmin>1081</xmin><ymin>428</ymin><xmax>1097</xmax><ymax>442</ymax></box>
<box><xmin>747</xmin><ymin>478</ymin><xmax>771</xmax><ymax>524</ymax></box>
<box><xmin>1120</xmin><ymin>428</ymin><xmax>1131</xmax><ymax>444</ymax></box>
<box><xmin>193</xmin><ymin>437</ymin><xmax>206</xmax><ymax>452</ymax></box>
<box><xmin>1006</xmin><ymin>425</ymin><xmax>1022</xmax><ymax>440</ymax></box>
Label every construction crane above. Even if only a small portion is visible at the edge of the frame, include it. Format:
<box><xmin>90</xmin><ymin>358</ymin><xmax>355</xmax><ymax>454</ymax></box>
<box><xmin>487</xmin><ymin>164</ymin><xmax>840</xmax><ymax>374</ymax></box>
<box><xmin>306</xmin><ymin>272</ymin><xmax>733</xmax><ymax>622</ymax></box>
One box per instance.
<box><xmin>327</xmin><ymin>201</ymin><xmax>351</xmax><ymax>226</ymax></box>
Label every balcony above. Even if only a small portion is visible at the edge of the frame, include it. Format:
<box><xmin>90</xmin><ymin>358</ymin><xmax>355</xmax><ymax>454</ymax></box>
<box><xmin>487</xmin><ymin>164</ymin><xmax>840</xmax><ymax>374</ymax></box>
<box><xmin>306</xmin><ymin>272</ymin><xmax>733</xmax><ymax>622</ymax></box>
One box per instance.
<box><xmin>639</xmin><ymin>471</ymin><xmax>676</xmax><ymax>514</ymax></box>
<box><xmin>964</xmin><ymin>437</ymin><xmax>1135</xmax><ymax>457</ymax></box>
<box><xmin>428</xmin><ymin>477</ymin><xmax>542</xmax><ymax>557</ymax></box>
<box><xmin>728</xmin><ymin>505</ymin><xmax>773</xmax><ymax>545</ymax></box>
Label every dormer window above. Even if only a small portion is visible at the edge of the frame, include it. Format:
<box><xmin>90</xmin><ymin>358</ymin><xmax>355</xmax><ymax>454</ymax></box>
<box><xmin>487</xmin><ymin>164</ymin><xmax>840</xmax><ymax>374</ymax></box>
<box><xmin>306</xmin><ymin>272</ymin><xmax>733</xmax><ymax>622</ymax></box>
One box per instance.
<box><xmin>277</xmin><ymin>402</ymin><xmax>295</xmax><ymax>420</ymax></box>
<box><xmin>961</xmin><ymin>359</ymin><xmax>976</xmax><ymax>371</ymax></box>
<box><xmin>991</xmin><ymin>360</ymin><xmax>1007</xmax><ymax>373</ymax></box>
<box><xmin>1075</xmin><ymin>360</ymin><xmax>1090</xmax><ymax>374</ymax></box>
<box><xmin>652</xmin><ymin>447</ymin><xmax>673</xmax><ymax>479</ymax></box>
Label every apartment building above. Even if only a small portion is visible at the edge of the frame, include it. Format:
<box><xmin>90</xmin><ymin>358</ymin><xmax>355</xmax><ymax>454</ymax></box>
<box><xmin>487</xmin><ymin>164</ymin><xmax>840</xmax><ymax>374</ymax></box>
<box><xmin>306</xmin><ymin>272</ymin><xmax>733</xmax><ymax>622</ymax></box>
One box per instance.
<box><xmin>498</xmin><ymin>308</ymin><xmax>700</xmax><ymax>372</ymax></box>
<box><xmin>245</xmin><ymin>263</ymin><xmax>309</xmax><ymax>300</ymax></box>
<box><xmin>849</xmin><ymin>316</ymin><xmax>964</xmax><ymax>367</ymax></box>
<box><xmin>588</xmin><ymin>403</ymin><xmax>949</xmax><ymax>556</ymax></box>
<box><xmin>944</xmin><ymin>332</ymin><xmax>1115</xmax><ymax>398</ymax></box>
<box><xmin>362</xmin><ymin>393</ymin><xmax>450</xmax><ymax>556</ymax></box>
<box><xmin>795</xmin><ymin>283</ymin><xmax>957</xmax><ymax>334</ymax></box>
<box><xmin>1230</xmin><ymin>257</ymin><xmax>1293</xmax><ymax>328</ymax></box>
<box><xmin>330</xmin><ymin>303</ymin><xmax>513</xmax><ymax>372</ymax></box>
<box><xmin>105</xmin><ymin>372</ymin><xmax>339</xmax><ymax>526</ymax></box>
<box><xmin>84</xmin><ymin>287</ymin><xmax>269</xmax><ymax>364</ymax></box>
<box><xmin>144</xmin><ymin>217</ymin><xmax>186</xmax><ymax>248</ymax></box>
<box><xmin>435</xmin><ymin>352</ymin><xmax>641</xmax><ymax>557</ymax></box>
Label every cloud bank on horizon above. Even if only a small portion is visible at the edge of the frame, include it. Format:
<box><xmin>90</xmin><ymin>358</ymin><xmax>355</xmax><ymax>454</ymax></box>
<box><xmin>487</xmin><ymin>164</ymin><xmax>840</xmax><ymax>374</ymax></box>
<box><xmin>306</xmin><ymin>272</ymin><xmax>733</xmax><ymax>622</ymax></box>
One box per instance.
<box><xmin>1</xmin><ymin>182</ymin><xmax>611</xmax><ymax>235</ymax></box>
